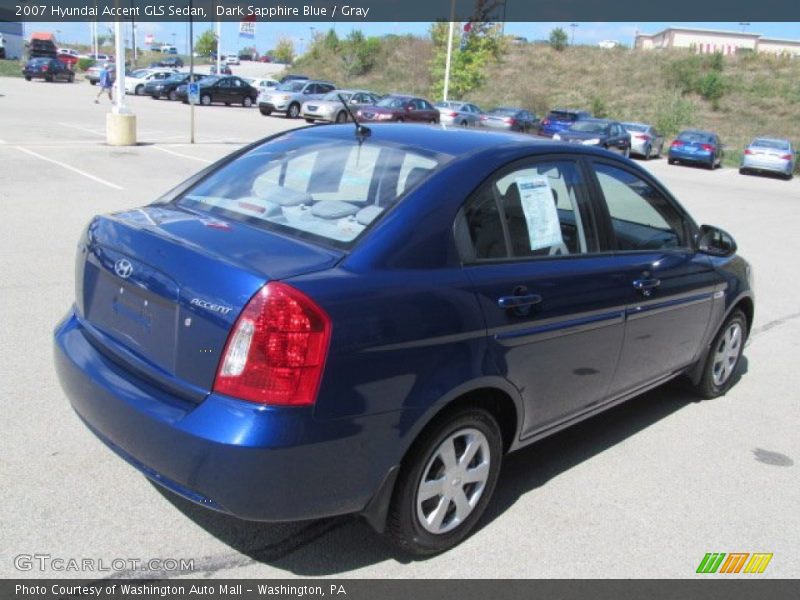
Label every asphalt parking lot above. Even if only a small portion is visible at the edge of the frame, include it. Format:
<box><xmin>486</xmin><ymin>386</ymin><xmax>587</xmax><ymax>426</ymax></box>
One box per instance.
<box><xmin>1</xmin><ymin>74</ymin><xmax>798</xmax><ymax>579</ymax></box>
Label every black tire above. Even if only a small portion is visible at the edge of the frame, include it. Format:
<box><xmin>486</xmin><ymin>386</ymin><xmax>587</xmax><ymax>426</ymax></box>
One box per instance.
<box><xmin>643</xmin><ymin>143</ymin><xmax>652</xmax><ymax>160</ymax></box>
<box><xmin>25</xmin><ymin>76</ymin><xmax>31</xmax><ymax>82</ymax></box>
<box><xmin>386</xmin><ymin>407</ymin><xmax>503</xmax><ymax>556</ymax></box>
<box><xmin>151</xmin><ymin>94</ymin><xmax>160</xmax><ymax>100</ymax></box>
<box><xmin>242</xmin><ymin>96</ymin><xmax>253</xmax><ymax>107</ymax></box>
<box><xmin>68</xmin><ymin>73</ymin><xmax>75</xmax><ymax>83</ymax></box>
<box><xmin>305</xmin><ymin>118</ymin><xmax>315</xmax><ymax>123</ymax></box>
<box><xmin>396</xmin><ymin>118</ymin><xmax>404</xmax><ymax>123</ymax></box>
<box><xmin>287</xmin><ymin>103</ymin><xmax>300</xmax><ymax>119</ymax></box>
<box><xmin>335</xmin><ymin>111</ymin><xmax>348</xmax><ymax>124</ymax></box>
<box><xmin>200</xmin><ymin>94</ymin><xmax>211</xmax><ymax>106</ymax></box>
<box><xmin>168</xmin><ymin>90</ymin><xmax>178</xmax><ymax>101</ymax></box>
<box><xmin>739</xmin><ymin>168</ymin><xmax>748</xmax><ymax>175</ymax></box>
<box><xmin>135</xmin><ymin>84</ymin><xmax>144</xmax><ymax>95</ymax></box>
<box><xmin>45</xmin><ymin>75</ymin><xmax>53</xmax><ymax>82</ymax></box>
<box><xmin>90</xmin><ymin>80</ymin><xmax>97</xmax><ymax>86</ymax></box>
<box><xmin>459</xmin><ymin>119</ymin><xmax>468</xmax><ymax>127</ymax></box>
<box><xmin>668</xmin><ymin>158</ymin><xmax>676</xmax><ymax>165</ymax></box>
<box><xmin>259</xmin><ymin>107</ymin><xmax>272</xmax><ymax>116</ymax></box>
<box><xmin>692</xmin><ymin>310</ymin><xmax>747</xmax><ymax>399</ymax></box>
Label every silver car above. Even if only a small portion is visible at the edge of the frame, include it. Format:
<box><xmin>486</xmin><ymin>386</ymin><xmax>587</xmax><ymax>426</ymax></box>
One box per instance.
<box><xmin>258</xmin><ymin>80</ymin><xmax>336</xmax><ymax>119</ymax></box>
<box><xmin>435</xmin><ymin>101</ymin><xmax>484</xmax><ymax>127</ymax></box>
<box><xmin>301</xmin><ymin>90</ymin><xmax>381</xmax><ymax>124</ymax></box>
<box><xmin>622</xmin><ymin>122</ymin><xmax>665</xmax><ymax>159</ymax></box>
<box><xmin>740</xmin><ymin>137</ymin><xmax>796</xmax><ymax>179</ymax></box>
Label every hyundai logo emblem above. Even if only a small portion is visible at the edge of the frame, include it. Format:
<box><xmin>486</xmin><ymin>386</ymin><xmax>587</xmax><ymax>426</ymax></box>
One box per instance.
<box><xmin>114</xmin><ymin>258</ymin><xmax>133</xmax><ymax>279</ymax></box>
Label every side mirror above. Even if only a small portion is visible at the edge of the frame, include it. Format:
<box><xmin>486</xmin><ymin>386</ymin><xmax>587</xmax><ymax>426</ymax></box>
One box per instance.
<box><xmin>698</xmin><ymin>224</ymin><xmax>737</xmax><ymax>258</ymax></box>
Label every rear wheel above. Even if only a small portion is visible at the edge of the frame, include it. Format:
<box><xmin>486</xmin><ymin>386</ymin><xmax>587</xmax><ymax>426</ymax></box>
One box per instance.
<box><xmin>90</xmin><ymin>80</ymin><xmax>97</xmax><ymax>86</ymax></box>
<box><xmin>287</xmin><ymin>103</ymin><xmax>300</xmax><ymax>119</ymax></box>
<box><xmin>692</xmin><ymin>310</ymin><xmax>747</xmax><ymax>399</ymax></box>
<box><xmin>305</xmin><ymin>118</ymin><xmax>315</xmax><ymax>123</ymax></box>
<box><xmin>643</xmin><ymin>143</ymin><xmax>652</xmax><ymax>160</ymax></box>
<box><xmin>25</xmin><ymin>76</ymin><xmax>31</xmax><ymax>82</ymax></box>
<box><xmin>739</xmin><ymin>167</ymin><xmax>748</xmax><ymax>175</ymax></box>
<box><xmin>386</xmin><ymin>408</ymin><xmax>502</xmax><ymax>556</ymax></box>
<box><xmin>200</xmin><ymin>94</ymin><xmax>211</xmax><ymax>106</ymax></box>
<box><xmin>336</xmin><ymin>111</ymin><xmax>348</xmax><ymax>124</ymax></box>
<box><xmin>168</xmin><ymin>90</ymin><xmax>178</xmax><ymax>101</ymax></box>
<box><xmin>242</xmin><ymin>96</ymin><xmax>253</xmax><ymax>107</ymax></box>
<box><xmin>668</xmin><ymin>158</ymin><xmax>677</xmax><ymax>165</ymax></box>
<box><xmin>259</xmin><ymin>107</ymin><xmax>272</xmax><ymax>116</ymax></box>
<box><xmin>135</xmin><ymin>84</ymin><xmax>144</xmax><ymax>95</ymax></box>
<box><xmin>68</xmin><ymin>73</ymin><xmax>75</xmax><ymax>83</ymax></box>
<box><xmin>459</xmin><ymin>119</ymin><xmax>468</xmax><ymax>127</ymax></box>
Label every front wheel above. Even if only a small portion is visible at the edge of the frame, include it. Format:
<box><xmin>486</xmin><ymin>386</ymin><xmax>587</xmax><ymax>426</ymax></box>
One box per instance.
<box><xmin>287</xmin><ymin>103</ymin><xmax>300</xmax><ymax>119</ymax></box>
<box><xmin>386</xmin><ymin>408</ymin><xmax>503</xmax><ymax>556</ymax></box>
<box><xmin>305</xmin><ymin>118</ymin><xmax>315</xmax><ymax>123</ymax></box>
<box><xmin>135</xmin><ymin>84</ymin><xmax>144</xmax><ymax>95</ymax></box>
<box><xmin>242</xmin><ymin>96</ymin><xmax>253</xmax><ymax>107</ymax></box>
<box><xmin>168</xmin><ymin>90</ymin><xmax>178</xmax><ymax>101</ymax></box>
<box><xmin>200</xmin><ymin>94</ymin><xmax>212</xmax><ymax>106</ymax></box>
<box><xmin>692</xmin><ymin>310</ymin><xmax>747</xmax><ymax>399</ymax></box>
<box><xmin>259</xmin><ymin>107</ymin><xmax>272</xmax><ymax>116</ymax></box>
<box><xmin>25</xmin><ymin>76</ymin><xmax>31</xmax><ymax>81</ymax></box>
<box><xmin>68</xmin><ymin>73</ymin><xmax>75</xmax><ymax>83</ymax></box>
<box><xmin>335</xmin><ymin>111</ymin><xmax>348</xmax><ymax>124</ymax></box>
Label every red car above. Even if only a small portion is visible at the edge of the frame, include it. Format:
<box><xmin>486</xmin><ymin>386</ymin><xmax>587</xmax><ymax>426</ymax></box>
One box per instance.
<box><xmin>356</xmin><ymin>95</ymin><xmax>440</xmax><ymax>124</ymax></box>
<box><xmin>258</xmin><ymin>55</ymin><xmax>272</xmax><ymax>63</ymax></box>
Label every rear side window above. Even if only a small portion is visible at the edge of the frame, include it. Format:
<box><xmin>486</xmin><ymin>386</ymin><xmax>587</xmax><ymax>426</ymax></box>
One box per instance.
<box><xmin>461</xmin><ymin>160</ymin><xmax>597</xmax><ymax>261</ymax></box>
<box><xmin>547</xmin><ymin>111</ymin><xmax>578</xmax><ymax>122</ymax></box>
<box><xmin>593</xmin><ymin>163</ymin><xmax>687</xmax><ymax>251</ymax></box>
<box><xmin>177</xmin><ymin>138</ymin><xmax>444</xmax><ymax>248</ymax></box>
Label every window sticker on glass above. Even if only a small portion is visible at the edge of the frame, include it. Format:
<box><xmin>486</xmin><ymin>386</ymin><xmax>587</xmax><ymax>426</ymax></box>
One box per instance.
<box><xmin>515</xmin><ymin>177</ymin><xmax>564</xmax><ymax>251</ymax></box>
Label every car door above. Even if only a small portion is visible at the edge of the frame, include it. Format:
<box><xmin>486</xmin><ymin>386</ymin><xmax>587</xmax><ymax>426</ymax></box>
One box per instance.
<box><xmin>216</xmin><ymin>77</ymin><xmax>234</xmax><ymax>103</ymax></box>
<box><xmin>458</xmin><ymin>156</ymin><xmax>631</xmax><ymax>437</ymax></box>
<box><xmin>588</xmin><ymin>159</ymin><xmax>720</xmax><ymax>398</ymax></box>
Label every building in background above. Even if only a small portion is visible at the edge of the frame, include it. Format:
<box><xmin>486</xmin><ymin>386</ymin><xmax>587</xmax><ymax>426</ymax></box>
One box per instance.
<box><xmin>635</xmin><ymin>26</ymin><xmax>800</xmax><ymax>57</ymax></box>
<box><xmin>0</xmin><ymin>21</ymin><xmax>24</xmax><ymax>59</ymax></box>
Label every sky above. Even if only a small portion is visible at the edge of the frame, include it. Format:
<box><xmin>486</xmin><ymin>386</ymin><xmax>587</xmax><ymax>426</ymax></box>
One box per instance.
<box><xmin>32</xmin><ymin>21</ymin><xmax>800</xmax><ymax>55</ymax></box>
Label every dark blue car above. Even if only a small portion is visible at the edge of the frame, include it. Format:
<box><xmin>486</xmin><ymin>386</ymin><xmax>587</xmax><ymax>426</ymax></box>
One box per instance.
<box><xmin>54</xmin><ymin>125</ymin><xmax>753</xmax><ymax>555</ymax></box>
<box><xmin>538</xmin><ymin>108</ymin><xmax>591</xmax><ymax>138</ymax></box>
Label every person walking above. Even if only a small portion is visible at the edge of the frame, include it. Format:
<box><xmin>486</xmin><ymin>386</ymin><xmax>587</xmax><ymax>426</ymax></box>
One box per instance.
<box><xmin>94</xmin><ymin>65</ymin><xmax>114</xmax><ymax>104</ymax></box>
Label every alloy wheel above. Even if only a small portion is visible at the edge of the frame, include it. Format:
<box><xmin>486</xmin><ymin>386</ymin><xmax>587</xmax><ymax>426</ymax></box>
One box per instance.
<box><xmin>712</xmin><ymin>321</ymin><xmax>743</xmax><ymax>386</ymax></box>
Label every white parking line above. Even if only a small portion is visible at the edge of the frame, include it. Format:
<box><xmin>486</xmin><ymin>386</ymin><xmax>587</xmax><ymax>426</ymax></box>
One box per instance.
<box><xmin>152</xmin><ymin>145</ymin><xmax>213</xmax><ymax>164</ymax></box>
<box><xmin>58</xmin><ymin>122</ymin><xmax>105</xmax><ymax>136</ymax></box>
<box><xmin>16</xmin><ymin>147</ymin><xmax>124</xmax><ymax>190</ymax></box>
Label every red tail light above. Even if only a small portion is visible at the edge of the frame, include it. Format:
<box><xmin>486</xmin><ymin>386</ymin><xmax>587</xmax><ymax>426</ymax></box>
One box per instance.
<box><xmin>214</xmin><ymin>282</ymin><xmax>331</xmax><ymax>406</ymax></box>
<box><xmin>780</xmin><ymin>154</ymin><xmax>793</xmax><ymax>160</ymax></box>
<box><xmin>744</xmin><ymin>149</ymin><xmax>754</xmax><ymax>155</ymax></box>
<box><xmin>635</xmin><ymin>134</ymin><xmax>651</xmax><ymax>140</ymax></box>
<box><xmin>41</xmin><ymin>65</ymin><xmax>49</xmax><ymax>72</ymax></box>
<box><xmin>504</xmin><ymin>117</ymin><xmax>517</xmax><ymax>125</ymax></box>
<box><xmin>447</xmin><ymin>111</ymin><xmax>458</xmax><ymax>118</ymax></box>
<box><xmin>542</xmin><ymin>118</ymin><xmax>551</xmax><ymax>126</ymax></box>
<box><xmin>671</xmin><ymin>140</ymin><xmax>684</xmax><ymax>147</ymax></box>
<box><xmin>479</xmin><ymin>115</ymin><xmax>488</xmax><ymax>121</ymax></box>
<box><xmin>700</xmin><ymin>144</ymin><xmax>714</xmax><ymax>151</ymax></box>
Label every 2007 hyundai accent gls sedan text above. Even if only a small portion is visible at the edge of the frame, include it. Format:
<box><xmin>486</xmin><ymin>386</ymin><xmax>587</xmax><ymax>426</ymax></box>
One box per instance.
<box><xmin>54</xmin><ymin>124</ymin><xmax>753</xmax><ymax>555</ymax></box>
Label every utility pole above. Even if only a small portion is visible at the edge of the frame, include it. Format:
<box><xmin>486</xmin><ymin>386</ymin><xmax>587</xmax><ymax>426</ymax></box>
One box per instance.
<box><xmin>190</xmin><ymin>0</ymin><xmax>195</xmax><ymax>144</ymax></box>
<box><xmin>570</xmin><ymin>23</ymin><xmax>578</xmax><ymax>46</ymax></box>
<box><xmin>443</xmin><ymin>0</ymin><xmax>456</xmax><ymax>102</ymax></box>
<box><xmin>216</xmin><ymin>20</ymin><xmax>221</xmax><ymax>72</ymax></box>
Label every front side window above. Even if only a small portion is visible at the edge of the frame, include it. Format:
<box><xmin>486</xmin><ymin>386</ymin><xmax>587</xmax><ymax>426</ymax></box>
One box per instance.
<box><xmin>176</xmin><ymin>137</ymin><xmax>444</xmax><ymax>248</ymax></box>
<box><xmin>462</xmin><ymin>160</ymin><xmax>596</xmax><ymax>261</ymax></box>
<box><xmin>593</xmin><ymin>162</ymin><xmax>687</xmax><ymax>251</ymax></box>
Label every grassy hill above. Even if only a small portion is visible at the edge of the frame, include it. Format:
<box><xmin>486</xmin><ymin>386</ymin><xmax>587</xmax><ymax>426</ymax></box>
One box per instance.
<box><xmin>290</xmin><ymin>38</ymin><xmax>800</xmax><ymax>168</ymax></box>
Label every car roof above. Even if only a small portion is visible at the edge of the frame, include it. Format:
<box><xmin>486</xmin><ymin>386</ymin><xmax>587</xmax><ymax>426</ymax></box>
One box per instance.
<box><xmin>750</xmin><ymin>137</ymin><xmax>791</xmax><ymax>144</ymax></box>
<box><xmin>622</xmin><ymin>121</ymin><xmax>651</xmax><ymax>128</ymax></box>
<box><xmin>580</xmin><ymin>118</ymin><xmax>616</xmax><ymax>125</ymax></box>
<box><xmin>680</xmin><ymin>128</ymin><xmax>716</xmax><ymax>135</ymax></box>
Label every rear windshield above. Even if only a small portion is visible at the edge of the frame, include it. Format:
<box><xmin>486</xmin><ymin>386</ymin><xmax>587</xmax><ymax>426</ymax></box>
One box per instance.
<box><xmin>751</xmin><ymin>138</ymin><xmax>790</xmax><ymax>150</ymax></box>
<box><xmin>377</xmin><ymin>97</ymin><xmax>408</xmax><ymax>108</ymax></box>
<box><xmin>323</xmin><ymin>91</ymin><xmax>350</xmax><ymax>101</ymax></box>
<box><xmin>569</xmin><ymin>120</ymin><xmax>610</xmax><ymax>134</ymax></box>
<box><xmin>623</xmin><ymin>123</ymin><xmax>647</xmax><ymax>132</ymax></box>
<box><xmin>678</xmin><ymin>131</ymin><xmax>714</xmax><ymax>144</ymax></box>
<box><xmin>176</xmin><ymin>137</ymin><xmax>447</xmax><ymax>249</ymax></box>
<box><xmin>488</xmin><ymin>108</ymin><xmax>518</xmax><ymax>116</ymax></box>
<box><xmin>547</xmin><ymin>111</ymin><xmax>579</xmax><ymax>121</ymax></box>
<box><xmin>29</xmin><ymin>58</ymin><xmax>51</xmax><ymax>65</ymax></box>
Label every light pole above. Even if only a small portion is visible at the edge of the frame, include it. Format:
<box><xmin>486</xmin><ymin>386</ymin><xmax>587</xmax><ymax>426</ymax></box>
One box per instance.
<box><xmin>443</xmin><ymin>0</ymin><xmax>456</xmax><ymax>102</ymax></box>
<box><xmin>739</xmin><ymin>22</ymin><xmax>751</xmax><ymax>33</ymax></box>
<box><xmin>570</xmin><ymin>23</ymin><xmax>578</xmax><ymax>46</ymax></box>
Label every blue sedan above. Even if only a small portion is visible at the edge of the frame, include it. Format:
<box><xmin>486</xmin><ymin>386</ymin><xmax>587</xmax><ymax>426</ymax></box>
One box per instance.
<box><xmin>668</xmin><ymin>129</ymin><xmax>724</xmax><ymax>169</ymax></box>
<box><xmin>54</xmin><ymin>124</ymin><xmax>753</xmax><ymax>555</ymax></box>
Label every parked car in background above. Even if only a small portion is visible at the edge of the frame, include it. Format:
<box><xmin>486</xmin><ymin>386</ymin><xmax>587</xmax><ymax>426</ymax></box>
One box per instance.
<box><xmin>124</xmin><ymin>69</ymin><xmax>177</xmax><ymax>95</ymax></box>
<box><xmin>58</xmin><ymin>48</ymin><xmax>80</xmax><ymax>58</ymax></box>
<box><xmin>55</xmin><ymin>125</ymin><xmax>753</xmax><ymax>558</ymax></box>
<box><xmin>243</xmin><ymin>77</ymin><xmax>279</xmax><ymax>95</ymax></box>
<box><xmin>149</xmin><ymin>57</ymin><xmax>184</xmax><ymax>69</ymax></box>
<box><xmin>180</xmin><ymin>75</ymin><xmax>258</xmax><ymax>107</ymax></box>
<box><xmin>480</xmin><ymin>107</ymin><xmax>538</xmax><ymax>133</ymax></box>
<box><xmin>258</xmin><ymin>80</ymin><xmax>336</xmax><ymax>118</ymax></box>
<box><xmin>238</xmin><ymin>53</ymin><xmax>253</xmax><ymax>61</ymax></box>
<box><xmin>279</xmin><ymin>74</ymin><xmax>309</xmax><ymax>84</ymax></box>
<box><xmin>209</xmin><ymin>64</ymin><xmax>233</xmax><ymax>76</ymax></box>
<box><xmin>435</xmin><ymin>101</ymin><xmax>484</xmax><ymax>127</ymax></box>
<box><xmin>81</xmin><ymin>52</ymin><xmax>111</xmax><ymax>61</ymax></box>
<box><xmin>356</xmin><ymin>95</ymin><xmax>440</xmax><ymax>124</ymax></box>
<box><xmin>668</xmin><ymin>129</ymin><xmax>724</xmax><ymax>169</ymax></box>
<box><xmin>86</xmin><ymin>61</ymin><xmax>115</xmax><ymax>85</ymax></box>
<box><xmin>538</xmin><ymin>108</ymin><xmax>592</xmax><ymax>138</ymax></box>
<box><xmin>145</xmin><ymin>72</ymin><xmax>206</xmax><ymax>101</ymax></box>
<box><xmin>739</xmin><ymin>137</ymin><xmax>796</xmax><ymax>179</ymax></box>
<box><xmin>554</xmin><ymin>118</ymin><xmax>632</xmax><ymax>156</ymax></box>
<box><xmin>225</xmin><ymin>55</ymin><xmax>240</xmax><ymax>65</ymax></box>
<box><xmin>160</xmin><ymin>45</ymin><xmax>178</xmax><ymax>55</ymax></box>
<box><xmin>22</xmin><ymin>57</ymin><xmax>74</xmax><ymax>82</ymax></box>
<box><xmin>258</xmin><ymin>55</ymin><xmax>273</xmax><ymax>63</ymax></box>
<box><xmin>622</xmin><ymin>122</ymin><xmax>664</xmax><ymax>159</ymax></box>
<box><xmin>301</xmin><ymin>89</ymin><xmax>382</xmax><ymax>124</ymax></box>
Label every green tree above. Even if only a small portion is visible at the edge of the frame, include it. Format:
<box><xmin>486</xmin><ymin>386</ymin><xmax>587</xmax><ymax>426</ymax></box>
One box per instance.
<box><xmin>323</xmin><ymin>29</ymin><xmax>340</xmax><ymax>52</ymax></box>
<box><xmin>549</xmin><ymin>28</ymin><xmax>568</xmax><ymax>51</ymax></box>
<box><xmin>273</xmin><ymin>37</ymin><xmax>295</xmax><ymax>64</ymax></box>
<box><xmin>194</xmin><ymin>29</ymin><xmax>217</xmax><ymax>57</ymax></box>
<box><xmin>429</xmin><ymin>21</ymin><xmax>504</xmax><ymax>100</ymax></box>
<box><xmin>341</xmin><ymin>30</ymin><xmax>381</xmax><ymax>77</ymax></box>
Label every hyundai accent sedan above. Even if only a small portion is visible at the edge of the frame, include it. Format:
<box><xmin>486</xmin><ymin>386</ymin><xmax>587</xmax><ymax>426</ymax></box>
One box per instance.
<box><xmin>54</xmin><ymin>125</ymin><xmax>753</xmax><ymax>555</ymax></box>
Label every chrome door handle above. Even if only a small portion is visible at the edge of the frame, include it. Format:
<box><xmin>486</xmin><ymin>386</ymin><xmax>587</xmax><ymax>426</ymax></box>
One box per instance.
<box><xmin>633</xmin><ymin>278</ymin><xmax>661</xmax><ymax>296</ymax></box>
<box><xmin>498</xmin><ymin>294</ymin><xmax>542</xmax><ymax>309</ymax></box>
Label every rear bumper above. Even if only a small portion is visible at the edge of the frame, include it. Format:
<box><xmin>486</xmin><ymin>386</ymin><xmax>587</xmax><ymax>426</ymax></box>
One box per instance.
<box><xmin>741</xmin><ymin>156</ymin><xmax>792</xmax><ymax>175</ymax></box>
<box><xmin>54</xmin><ymin>311</ymin><xmax>401</xmax><ymax>522</ymax></box>
<box><xmin>669</xmin><ymin>149</ymin><xmax>712</xmax><ymax>164</ymax></box>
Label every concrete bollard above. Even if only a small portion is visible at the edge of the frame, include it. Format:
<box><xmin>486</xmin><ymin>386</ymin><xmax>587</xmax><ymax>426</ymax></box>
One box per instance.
<box><xmin>106</xmin><ymin>113</ymin><xmax>137</xmax><ymax>146</ymax></box>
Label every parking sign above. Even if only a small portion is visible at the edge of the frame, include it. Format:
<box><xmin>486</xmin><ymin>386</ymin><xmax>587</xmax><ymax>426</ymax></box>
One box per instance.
<box><xmin>188</xmin><ymin>83</ymin><xmax>200</xmax><ymax>104</ymax></box>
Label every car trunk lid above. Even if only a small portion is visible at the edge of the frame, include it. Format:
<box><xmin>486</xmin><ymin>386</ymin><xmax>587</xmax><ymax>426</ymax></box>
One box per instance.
<box><xmin>77</xmin><ymin>205</ymin><xmax>342</xmax><ymax>395</ymax></box>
